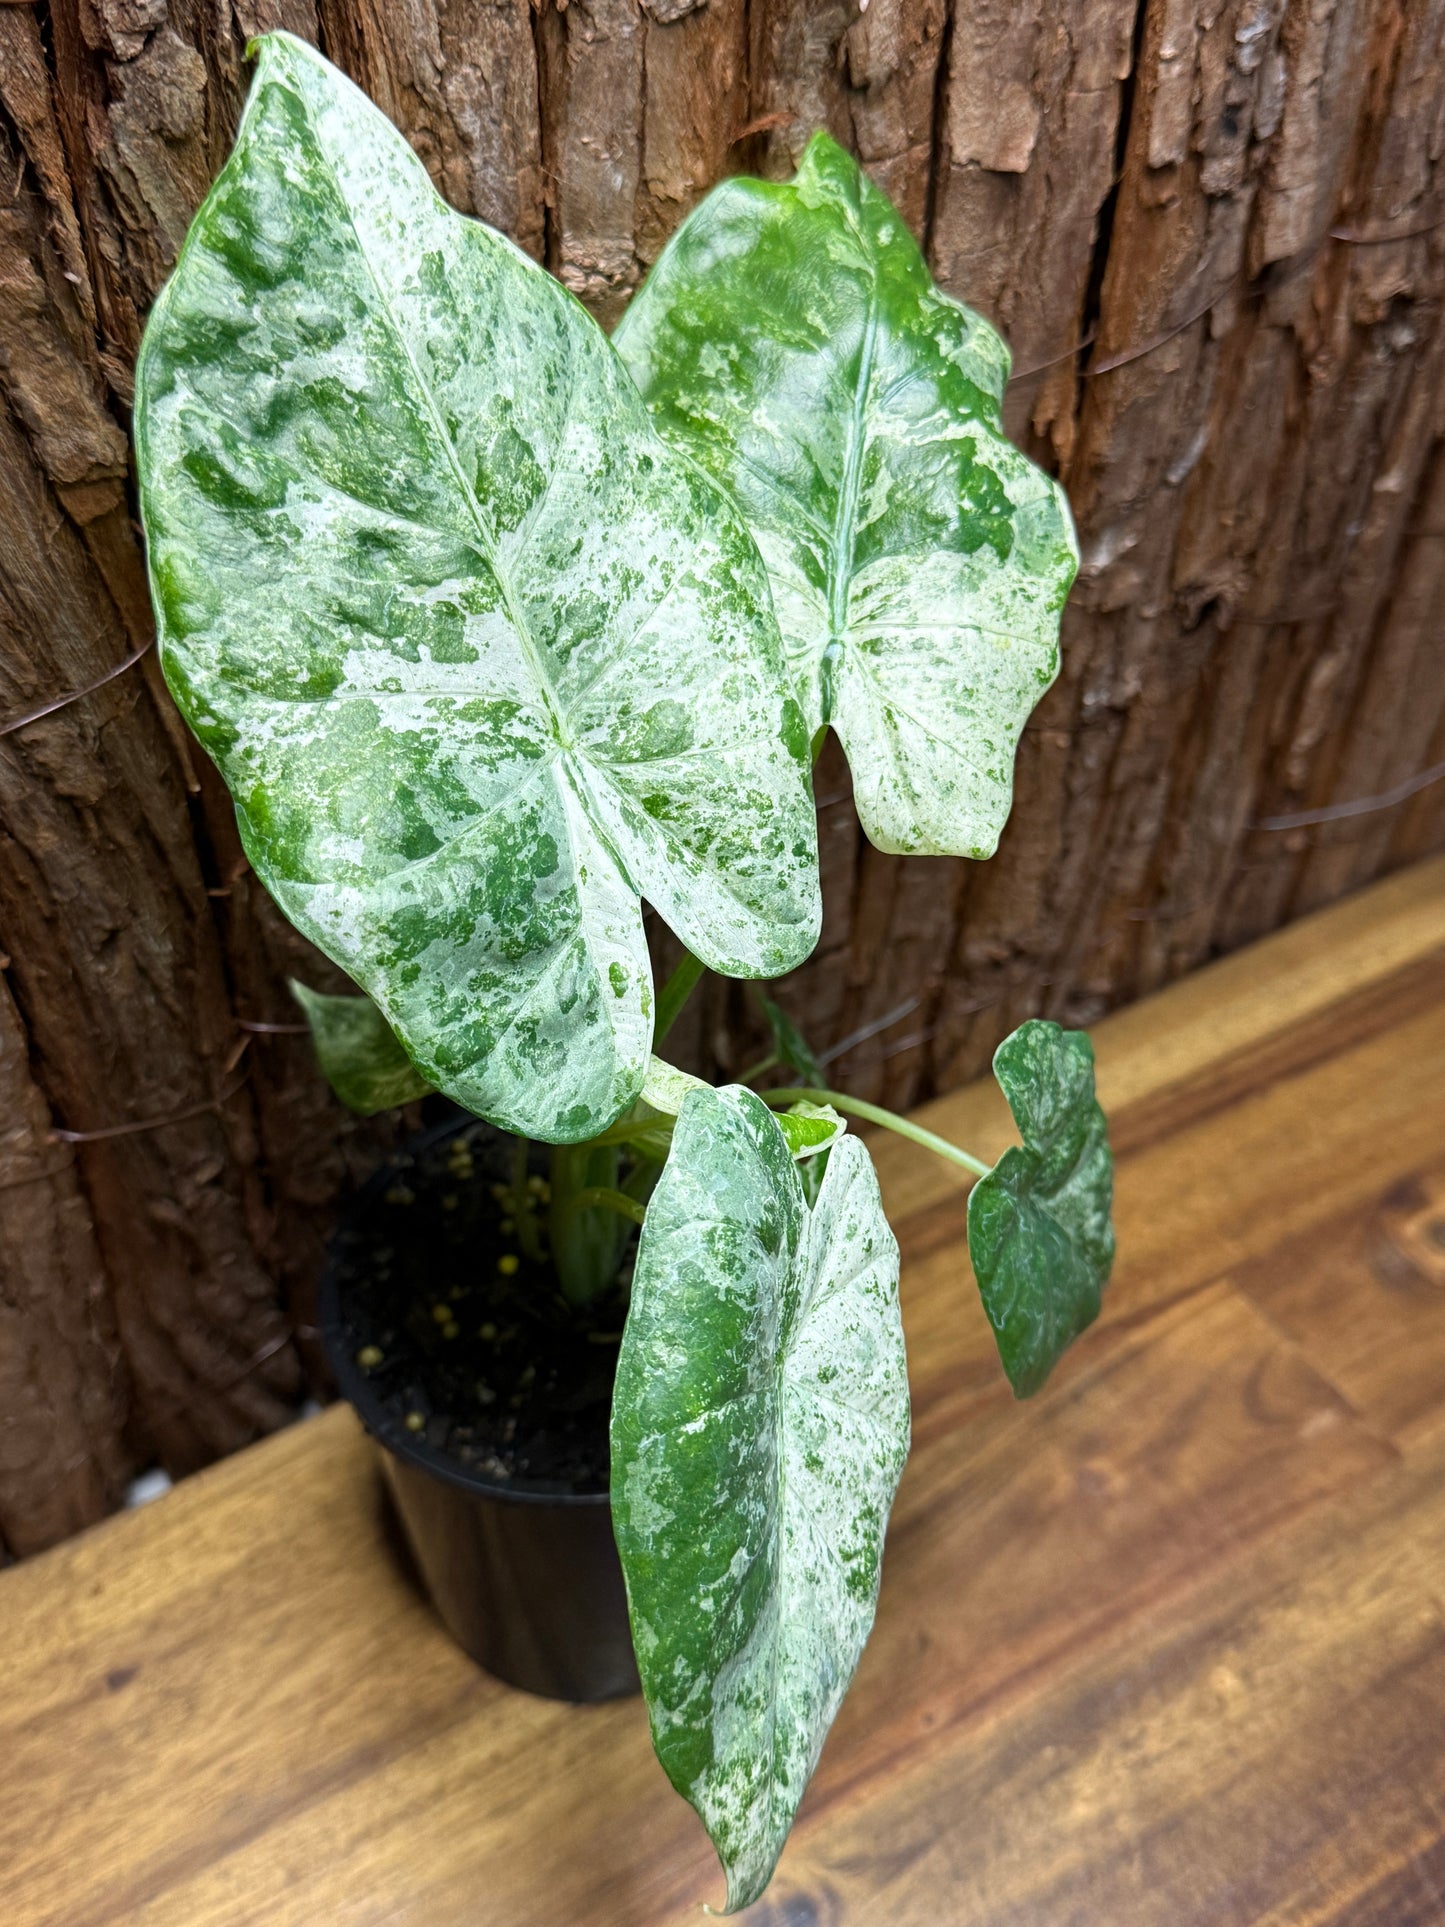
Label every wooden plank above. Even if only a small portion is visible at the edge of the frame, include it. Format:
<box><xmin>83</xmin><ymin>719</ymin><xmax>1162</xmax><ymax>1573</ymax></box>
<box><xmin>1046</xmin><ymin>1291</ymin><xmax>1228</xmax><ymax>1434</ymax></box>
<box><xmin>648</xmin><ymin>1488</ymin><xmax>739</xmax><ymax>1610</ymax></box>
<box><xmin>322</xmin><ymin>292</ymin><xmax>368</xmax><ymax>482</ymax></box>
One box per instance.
<box><xmin>1232</xmin><ymin>1154</ymin><xmax>1445</xmax><ymax>1453</ymax></box>
<box><xmin>797</xmin><ymin>1282</ymin><xmax>1396</xmax><ymax>1833</ymax></box>
<box><xmin>0</xmin><ymin>1407</ymin><xmax>706</xmax><ymax>1927</ymax></box>
<box><xmin>2</xmin><ymin>1286</ymin><xmax>1388</xmax><ymax>1927</ymax></box>
<box><xmin>750</xmin><ymin>1432</ymin><xmax>1445</xmax><ymax>1927</ymax></box>
<box><xmin>2</xmin><ymin>858</ymin><xmax>1444</xmax><ymax>1925</ymax></box>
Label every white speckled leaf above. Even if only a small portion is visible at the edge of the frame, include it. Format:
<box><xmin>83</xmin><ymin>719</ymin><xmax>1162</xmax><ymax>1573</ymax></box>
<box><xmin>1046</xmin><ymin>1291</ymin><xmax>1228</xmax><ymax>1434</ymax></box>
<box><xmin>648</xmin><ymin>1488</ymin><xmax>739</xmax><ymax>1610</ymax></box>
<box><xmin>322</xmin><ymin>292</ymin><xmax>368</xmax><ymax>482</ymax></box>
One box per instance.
<box><xmin>611</xmin><ymin>1084</ymin><xmax>909</xmax><ymax>1911</ymax></box>
<box><xmin>134</xmin><ymin>35</ymin><xmax>819</xmax><ymax>1143</ymax></box>
<box><xmin>615</xmin><ymin>133</ymin><xmax>1079</xmax><ymax>859</ymax></box>
<box><xmin>967</xmin><ymin>1020</ymin><xmax>1115</xmax><ymax>1398</ymax></box>
<box><xmin>289</xmin><ymin>981</ymin><xmax>433</xmax><ymax>1115</ymax></box>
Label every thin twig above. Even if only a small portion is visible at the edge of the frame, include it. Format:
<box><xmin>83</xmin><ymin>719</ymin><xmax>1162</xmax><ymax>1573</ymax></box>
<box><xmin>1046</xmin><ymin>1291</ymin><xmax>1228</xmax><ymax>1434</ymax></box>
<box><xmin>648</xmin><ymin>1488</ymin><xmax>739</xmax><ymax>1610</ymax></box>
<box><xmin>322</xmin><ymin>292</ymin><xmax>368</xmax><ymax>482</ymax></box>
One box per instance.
<box><xmin>1007</xmin><ymin>208</ymin><xmax>1439</xmax><ymax>393</ymax></box>
<box><xmin>50</xmin><ymin>1073</ymin><xmax>249</xmax><ymax>1145</ymax></box>
<box><xmin>1254</xmin><ymin>756</ymin><xmax>1445</xmax><ymax>831</ymax></box>
<box><xmin>819</xmin><ymin>996</ymin><xmax>922</xmax><ymax>1067</ymax></box>
<box><xmin>1330</xmin><ymin>210</ymin><xmax>1445</xmax><ymax>246</ymax></box>
<box><xmin>1086</xmin><ymin>283</ymin><xmax>1226</xmax><ymax>377</ymax></box>
<box><xmin>0</xmin><ymin>1154</ymin><xmax>77</xmax><ymax>1194</ymax></box>
<box><xmin>1010</xmin><ymin>328</ymin><xmax>1099</xmax><ymax>383</ymax></box>
<box><xmin>0</xmin><ymin>640</ymin><xmax>154</xmax><ymax>739</ymax></box>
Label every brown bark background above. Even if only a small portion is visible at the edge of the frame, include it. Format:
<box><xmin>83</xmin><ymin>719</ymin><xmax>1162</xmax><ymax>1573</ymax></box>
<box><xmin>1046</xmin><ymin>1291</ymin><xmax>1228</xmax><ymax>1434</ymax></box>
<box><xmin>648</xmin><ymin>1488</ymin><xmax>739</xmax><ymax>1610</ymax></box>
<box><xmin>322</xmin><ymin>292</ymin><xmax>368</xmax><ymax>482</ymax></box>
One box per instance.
<box><xmin>2</xmin><ymin>0</ymin><xmax>1443</xmax><ymax>1556</ymax></box>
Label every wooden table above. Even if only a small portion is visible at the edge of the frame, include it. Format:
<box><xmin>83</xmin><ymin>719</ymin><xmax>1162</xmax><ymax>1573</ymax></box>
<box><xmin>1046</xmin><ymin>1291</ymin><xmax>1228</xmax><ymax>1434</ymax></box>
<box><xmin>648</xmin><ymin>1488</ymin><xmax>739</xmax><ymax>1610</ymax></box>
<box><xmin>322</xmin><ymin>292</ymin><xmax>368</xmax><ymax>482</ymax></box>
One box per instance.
<box><xmin>5</xmin><ymin>859</ymin><xmax>1445</xmax><ymax>1927</ymax></box>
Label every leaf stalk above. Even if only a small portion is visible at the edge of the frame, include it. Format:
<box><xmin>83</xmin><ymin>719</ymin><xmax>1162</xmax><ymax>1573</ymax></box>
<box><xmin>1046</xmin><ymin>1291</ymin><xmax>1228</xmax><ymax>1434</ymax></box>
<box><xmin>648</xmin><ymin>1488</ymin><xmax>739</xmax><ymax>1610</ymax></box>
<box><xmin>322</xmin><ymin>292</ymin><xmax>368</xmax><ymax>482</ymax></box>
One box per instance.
<box><xmin>654</xmin><ymin>952</ymin><xmax>706</xmax><ymax>1047</ymax></box>
<box><xmin>758</xmin><ymin>1087</ymin><xmax>992</xmax><ymax>1179</ymax></box>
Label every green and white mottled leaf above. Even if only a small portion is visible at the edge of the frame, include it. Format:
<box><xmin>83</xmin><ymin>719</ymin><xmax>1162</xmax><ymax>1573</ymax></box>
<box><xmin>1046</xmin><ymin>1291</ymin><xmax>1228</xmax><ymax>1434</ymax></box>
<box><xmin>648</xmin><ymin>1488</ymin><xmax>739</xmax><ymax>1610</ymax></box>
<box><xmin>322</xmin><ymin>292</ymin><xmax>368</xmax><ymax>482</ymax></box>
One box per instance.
<box><xmin>756</xmin><ymin>989</ymin><xmax>825</xmax><ymax>1087</ymax></box>
<box><xmin>612</xmin><ymin>1084</ymin><xmax>909</xmax><ymax>1912</ymax></box>
<box><xmin>135</xmin><ymin>34</ymin><xmax>820</xmax><ymax>1145</ymax></box>
<box><xmin>614</xmin><ymin>133</ymin><xmax>1078</xmax><ymax>860</ymax></box>
<box><xmin>290</xmin><ymin>980</ymin><xmax>433</xmax><ymax>1114</ymax></box>
<box><xmin>966</xmin><ymin>1019</ymin><xmax>1115</xmax><ymax>1398</ymax></box>
<box><xmin>775</xmin><ymin>1099</ymin><xmax>844</xmax><ymax>1160</ymax></box>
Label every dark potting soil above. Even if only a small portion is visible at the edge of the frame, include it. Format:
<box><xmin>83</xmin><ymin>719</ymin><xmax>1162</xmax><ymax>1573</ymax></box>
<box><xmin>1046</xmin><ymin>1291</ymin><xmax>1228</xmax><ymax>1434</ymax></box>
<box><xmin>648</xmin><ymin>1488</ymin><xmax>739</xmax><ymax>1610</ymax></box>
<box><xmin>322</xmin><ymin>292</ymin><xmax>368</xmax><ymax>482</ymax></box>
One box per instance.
<box><xmin>328</xmin><ymin>1118</ymin><xmax>630</xmax><ymax>1495</ymax></box>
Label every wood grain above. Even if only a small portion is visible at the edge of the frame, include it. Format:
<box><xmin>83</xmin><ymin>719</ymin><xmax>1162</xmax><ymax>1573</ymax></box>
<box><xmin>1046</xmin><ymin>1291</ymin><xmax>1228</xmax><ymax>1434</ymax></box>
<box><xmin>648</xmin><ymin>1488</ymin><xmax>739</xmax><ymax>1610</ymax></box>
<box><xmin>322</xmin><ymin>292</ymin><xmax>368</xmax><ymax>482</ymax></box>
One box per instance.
<box><xmin>3</xmin><ymin>857</ymin><xmax>1444</xmax><ymax>1923</ymax></box>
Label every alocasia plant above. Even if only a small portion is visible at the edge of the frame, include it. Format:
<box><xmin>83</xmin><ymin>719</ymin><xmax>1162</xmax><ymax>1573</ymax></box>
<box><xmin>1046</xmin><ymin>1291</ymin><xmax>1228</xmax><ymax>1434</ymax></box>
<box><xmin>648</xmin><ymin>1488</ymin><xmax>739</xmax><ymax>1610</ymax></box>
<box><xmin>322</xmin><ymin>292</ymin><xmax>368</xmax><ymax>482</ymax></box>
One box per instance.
<box><xmin>134</xmin><ymin>34</ymin><xmax>1114</xmax><ymax>1912</ymax></box>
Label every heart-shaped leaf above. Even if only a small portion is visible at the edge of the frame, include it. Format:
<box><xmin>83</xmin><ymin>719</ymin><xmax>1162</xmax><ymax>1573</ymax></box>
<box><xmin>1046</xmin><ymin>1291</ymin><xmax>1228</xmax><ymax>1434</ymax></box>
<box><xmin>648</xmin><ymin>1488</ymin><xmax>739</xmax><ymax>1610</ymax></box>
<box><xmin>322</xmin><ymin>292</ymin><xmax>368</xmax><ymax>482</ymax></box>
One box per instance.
<box><xmin>612</xmin><ymin>1084</ymin><xmax>909</xmax><ymax>1911</ymax></box>
<box><xmin>966</xmin><ymin>1020</ymin><xmax>1114</xmax><ymax>1397</ymax></box>
<box><xmin>614</xmin><ymin>133</ymin><xmax>1078</xmax><ymax>860</ymax></box>
<box><xmin>290</xmin><ymin>981</ymin><xmax>433</xmax><ymax>1114</ymax></box>
<box><xmin>135</xmin><ymin>34</ymin><xmax>820</xmax><ymax>1144</ymax></box>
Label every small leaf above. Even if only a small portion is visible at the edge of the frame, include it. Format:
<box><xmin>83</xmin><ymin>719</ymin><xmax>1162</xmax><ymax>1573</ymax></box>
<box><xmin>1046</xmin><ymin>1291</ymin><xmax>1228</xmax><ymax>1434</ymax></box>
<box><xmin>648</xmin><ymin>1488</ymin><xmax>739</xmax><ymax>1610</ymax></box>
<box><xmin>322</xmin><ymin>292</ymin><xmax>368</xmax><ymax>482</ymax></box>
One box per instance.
<box><xmin>290</xmin><ymin>980</ymin><xmax>434</xmax><ymax>1114</ymax></box>
<box><xmin>615</xmin><ymin>133</ymin><xmax>1078</xmax><ymax>861</ymax></box>
<box><xmin>966</xmin><ymin>1020</ymin><xmax>1114</xmax><ymax>1397</ymax></box>
<box><xmin>756</xmin><ymin>989</ymin><xmax>825</xmax><ymax>1087</ymax></box>
<box><xmin>775</xmin><ymin>1100</ymin><xmax>845</xmax><ymax>1160</ymax></box>
<box><xmin>135</xmin><ymin>34</ymin><xmax>820</xmax><ymax>1146</ymax></box>
<box><xmin>612</xmin><ymin>1085</ymin><xmax>909</xmax><ymax>1911</ymax></box>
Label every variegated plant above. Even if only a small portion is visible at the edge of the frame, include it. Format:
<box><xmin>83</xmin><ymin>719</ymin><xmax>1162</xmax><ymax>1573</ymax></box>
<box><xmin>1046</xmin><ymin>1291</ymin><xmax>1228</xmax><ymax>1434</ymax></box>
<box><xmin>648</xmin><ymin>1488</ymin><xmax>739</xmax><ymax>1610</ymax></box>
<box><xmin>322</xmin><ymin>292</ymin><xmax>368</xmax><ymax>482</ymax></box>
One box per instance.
<box><xmin>134</xmin><ymin>34</ymin><xmax>1113</xmax><ymax>1914</ymax></box>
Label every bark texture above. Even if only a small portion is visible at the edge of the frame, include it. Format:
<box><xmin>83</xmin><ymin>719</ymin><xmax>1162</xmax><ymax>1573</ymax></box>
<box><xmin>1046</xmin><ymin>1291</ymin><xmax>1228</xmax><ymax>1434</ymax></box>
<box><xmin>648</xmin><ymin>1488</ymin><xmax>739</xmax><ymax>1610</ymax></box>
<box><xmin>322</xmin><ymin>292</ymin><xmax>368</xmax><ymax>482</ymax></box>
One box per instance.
<box><xmin>1</xmin><ymin>0</ymin><xmax>1443</xmax><ymax>1551</ymax></box>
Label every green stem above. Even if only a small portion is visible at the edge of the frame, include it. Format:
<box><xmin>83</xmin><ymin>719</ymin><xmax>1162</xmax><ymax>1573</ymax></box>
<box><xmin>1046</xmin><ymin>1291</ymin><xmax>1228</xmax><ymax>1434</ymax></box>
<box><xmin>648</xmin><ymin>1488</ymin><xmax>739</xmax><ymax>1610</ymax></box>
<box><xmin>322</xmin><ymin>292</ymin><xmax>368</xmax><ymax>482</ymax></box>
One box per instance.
<box><xmin>548</xmin><ymin>1141</ymin><xmax>627</xmax><ymax>1307</ymax></box>
<box><xmin>587</xmin><ymin>1105</ymin><xmax>675</xmax><ymax>1151</ymax></box>
<box><xmin>734</xmin><ymin>1050</ymin><xmax>780</xmax><ymax>1085</ymax></box>
<box><xmin>508</xmin><ymin>1130</ymin><xmax>529</xmax><ymax>1211</ymax></box>
<box><xmin>759</xmin><ymin>1086</ymin><xmax>992</xmax><ymax>1180</ymax></box>
<box><xmin>559</xmin><ymin>1185</ymin><xmax>648</xmax><ymax>1228</ymax></box>
<box><xmin>654</xmin><ymin>951</ymin><xmax>706</xmax><ymax>1047</ymax></box>
<box><xmin>506</xmin><ymin>1132</ymin><xmax>544</xmax><ymax>1263</ymax></box>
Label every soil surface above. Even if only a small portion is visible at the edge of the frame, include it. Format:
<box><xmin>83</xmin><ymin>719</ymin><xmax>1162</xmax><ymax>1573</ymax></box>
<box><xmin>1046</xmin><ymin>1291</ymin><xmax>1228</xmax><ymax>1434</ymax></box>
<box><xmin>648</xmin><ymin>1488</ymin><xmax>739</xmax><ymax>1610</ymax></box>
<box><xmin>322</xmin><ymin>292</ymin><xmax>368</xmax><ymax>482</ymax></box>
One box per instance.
<box><xmin>327</xmin><ymin>1118</ymin><xmax>629</xmax><ymax>1494</ymax></box>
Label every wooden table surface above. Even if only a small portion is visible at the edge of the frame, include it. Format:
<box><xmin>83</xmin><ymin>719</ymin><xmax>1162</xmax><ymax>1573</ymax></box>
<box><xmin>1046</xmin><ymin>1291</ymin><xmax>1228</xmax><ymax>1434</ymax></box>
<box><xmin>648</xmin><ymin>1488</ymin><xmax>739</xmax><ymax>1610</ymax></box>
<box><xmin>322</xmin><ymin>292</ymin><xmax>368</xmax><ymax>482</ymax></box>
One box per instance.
<box><xmin>5</xmin><ymin>858</ymin><xmax>1445</xmax><ymax>1927</ymax></box>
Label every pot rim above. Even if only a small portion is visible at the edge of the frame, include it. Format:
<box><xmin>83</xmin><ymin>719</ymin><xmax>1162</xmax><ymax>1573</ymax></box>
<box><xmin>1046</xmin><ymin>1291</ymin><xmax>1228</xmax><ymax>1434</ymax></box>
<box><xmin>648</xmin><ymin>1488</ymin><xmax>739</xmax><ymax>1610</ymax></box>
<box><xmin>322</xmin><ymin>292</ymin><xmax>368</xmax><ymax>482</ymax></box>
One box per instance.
<box><xmin>319</xmin><ymin>1111</ymin><xmax>615</xmax><ymax>1511</ymax></box>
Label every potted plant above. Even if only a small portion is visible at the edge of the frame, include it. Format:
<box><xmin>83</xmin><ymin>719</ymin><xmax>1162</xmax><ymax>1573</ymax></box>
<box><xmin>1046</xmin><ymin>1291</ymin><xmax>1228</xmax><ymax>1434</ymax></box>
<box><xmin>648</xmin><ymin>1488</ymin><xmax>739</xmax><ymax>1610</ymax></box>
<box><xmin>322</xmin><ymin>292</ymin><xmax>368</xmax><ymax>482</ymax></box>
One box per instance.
<box><xmin>134</xmin><ymin>34</ymin><xmax>1114</xmax><ymax>1913</ymax></box>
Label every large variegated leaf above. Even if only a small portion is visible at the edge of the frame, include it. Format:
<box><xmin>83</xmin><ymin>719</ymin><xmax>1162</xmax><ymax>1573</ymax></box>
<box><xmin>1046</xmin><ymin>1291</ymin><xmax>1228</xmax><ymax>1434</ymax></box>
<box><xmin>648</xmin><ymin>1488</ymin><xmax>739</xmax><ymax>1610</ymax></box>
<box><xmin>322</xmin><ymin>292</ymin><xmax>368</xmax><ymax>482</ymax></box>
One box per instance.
<box><xmin>614</xmin><ymin>133</ymin><xmax>1078</xmax><ymax>860</ymax></box>
<box><xmin>967</xmin><ymin>1020</ymin><xmax>1115</xmax><ymax>1397</ymax></box>
<box><xmin>612</xmin><ymin>1084</ymin><xmax>909</xmax><ymax>1911</ymax></box>
<box><xmin>135</xmin><ymin>34</ymin><xmax>820</xmax><ymax>1144</ymax></box>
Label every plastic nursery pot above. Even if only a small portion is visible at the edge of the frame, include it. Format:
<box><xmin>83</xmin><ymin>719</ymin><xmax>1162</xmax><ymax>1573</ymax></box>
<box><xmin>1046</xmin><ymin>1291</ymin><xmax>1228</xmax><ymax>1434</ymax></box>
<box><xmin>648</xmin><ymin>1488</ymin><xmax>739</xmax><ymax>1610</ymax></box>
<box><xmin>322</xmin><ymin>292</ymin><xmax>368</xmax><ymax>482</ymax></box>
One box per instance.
<box><xmin>319</xmin><ymin>1115</ymin><xmax>640</xmax><ymax>1704</ymax></box>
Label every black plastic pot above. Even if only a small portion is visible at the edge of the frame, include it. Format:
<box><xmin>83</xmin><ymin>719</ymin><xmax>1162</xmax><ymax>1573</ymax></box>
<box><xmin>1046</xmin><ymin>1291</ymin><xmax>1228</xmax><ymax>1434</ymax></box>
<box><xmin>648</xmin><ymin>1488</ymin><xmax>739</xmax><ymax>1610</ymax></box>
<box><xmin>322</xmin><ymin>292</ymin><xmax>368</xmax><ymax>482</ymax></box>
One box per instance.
<box><xmin>320</xmin><ymin>1117</ymin><xmax>640</xmax><ymax>1704</ymax></box>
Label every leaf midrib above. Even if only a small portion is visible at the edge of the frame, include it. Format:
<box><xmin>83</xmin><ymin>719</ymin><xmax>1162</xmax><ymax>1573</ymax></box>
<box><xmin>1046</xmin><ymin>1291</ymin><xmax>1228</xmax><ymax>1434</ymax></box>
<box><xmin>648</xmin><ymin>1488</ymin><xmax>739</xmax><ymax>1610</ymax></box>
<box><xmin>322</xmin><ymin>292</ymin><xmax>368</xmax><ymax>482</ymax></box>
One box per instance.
<box><xmin>824</xmin><ymin>287</ymin><xmax>881</xmax><ymax>691</ymax></box>
<box><xmin>305</xmin><ymin>88</ymin><xmax>570</xmax><ymax>746</ymax></box>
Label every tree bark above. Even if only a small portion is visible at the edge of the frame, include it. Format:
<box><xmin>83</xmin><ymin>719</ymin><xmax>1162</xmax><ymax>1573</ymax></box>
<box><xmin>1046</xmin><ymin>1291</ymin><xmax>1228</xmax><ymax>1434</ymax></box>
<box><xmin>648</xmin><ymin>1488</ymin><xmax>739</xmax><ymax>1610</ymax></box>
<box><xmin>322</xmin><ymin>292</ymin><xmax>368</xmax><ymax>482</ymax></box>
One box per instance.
<box><xmin>2</xmin><ymin>0</ymin><xmax>1443</xmax><ymax>1550</ymax></box>
<box><xmin>0</xmin><ymin>970</ymin><xmax>128</xmax><ymax>1559</ymax></box>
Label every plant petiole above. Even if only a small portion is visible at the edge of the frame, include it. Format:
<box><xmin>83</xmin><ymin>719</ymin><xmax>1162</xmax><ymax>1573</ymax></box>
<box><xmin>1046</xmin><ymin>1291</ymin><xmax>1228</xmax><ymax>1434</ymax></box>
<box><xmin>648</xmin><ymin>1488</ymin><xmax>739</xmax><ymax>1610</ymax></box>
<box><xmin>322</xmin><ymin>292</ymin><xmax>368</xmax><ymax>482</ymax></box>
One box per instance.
<box><xmin>734</xmin><ymin>1051</ymin><xmax>780</xmax><ymax>1085</ymax></box>
<box><xmin>653</xmin><ymin>951</ymin><xmax>706</xmax><ymax>1047</ymax></box>
<box><xmin>506</xmin><ymin>1132</ymin><xmax>546</xmax><ymax>1262</ymax></box>
<box><xmin>587</xmin><ymin>1106</ymin><xmax>675</xmax><ymax>1152</ymax></box>
<box><xmin>758</xmin><ymin>1086</ymin><xmax>992</xmax><ymax>1180</ymax></box>
<box><xmin>556</xmin><ymin>1185</ymin><xmax>648</xmax><ymax>1228</ymax></box>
